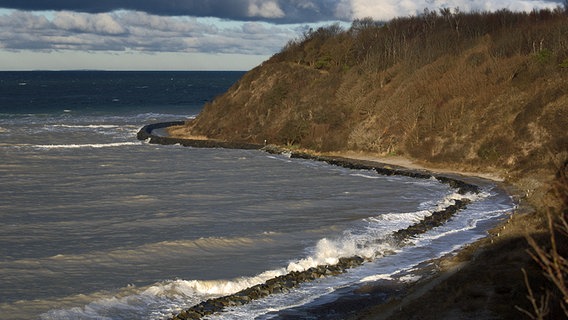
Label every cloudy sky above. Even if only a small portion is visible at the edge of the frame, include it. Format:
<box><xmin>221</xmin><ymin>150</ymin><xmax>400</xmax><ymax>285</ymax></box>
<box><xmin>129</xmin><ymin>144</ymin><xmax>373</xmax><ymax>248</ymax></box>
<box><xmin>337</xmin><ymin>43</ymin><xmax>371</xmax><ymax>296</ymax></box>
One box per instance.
<box><xmin>0</xmin><ymin>0</ymin><xmax>562</xmax><ymax>70</ymax></box>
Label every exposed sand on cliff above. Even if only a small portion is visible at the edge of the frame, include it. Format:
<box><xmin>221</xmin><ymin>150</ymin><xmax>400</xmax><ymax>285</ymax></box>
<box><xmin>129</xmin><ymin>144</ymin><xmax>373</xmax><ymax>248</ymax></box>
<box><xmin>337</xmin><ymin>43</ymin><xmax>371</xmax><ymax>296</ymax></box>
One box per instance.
<box><xmin>329</xmin><ymin>151</ymin><xmax>505</xmax><ymax>182</ymax></box>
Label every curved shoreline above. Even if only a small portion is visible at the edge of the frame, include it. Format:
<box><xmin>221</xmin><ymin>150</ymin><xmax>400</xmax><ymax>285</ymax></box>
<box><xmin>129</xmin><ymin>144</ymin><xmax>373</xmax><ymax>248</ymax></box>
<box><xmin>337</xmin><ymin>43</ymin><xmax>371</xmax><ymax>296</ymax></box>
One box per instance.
<box><xmin>137</xmin><ymin>122</ymin><xmax>507</xmax><ymax>320</ymax></box>
<box><xmin>138</xmin><ymin>122</ymin><xmax>479</xmax><ymax>193</ymax></box>
<box><xmin>137</xmin><ymin>121</ymin><xmax>264</xmax><ymax>150</ymax></box>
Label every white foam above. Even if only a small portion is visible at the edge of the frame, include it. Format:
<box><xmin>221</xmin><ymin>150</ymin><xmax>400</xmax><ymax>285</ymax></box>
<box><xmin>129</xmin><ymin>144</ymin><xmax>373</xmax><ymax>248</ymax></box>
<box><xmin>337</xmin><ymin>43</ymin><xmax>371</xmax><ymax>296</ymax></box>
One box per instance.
<box><xmin>40</xmin><ymin>200</ymin><xmax>463</xmax><ymax>319</ymax></box>
<box><xmin>33</xmin><ymin>142</ymin><xmax>141</xmax><ymax>149</ymax></box>
<box><xmin>286</xmin><ymin>228</ymin><xmax>401</xmax><ymax>274</ymax></box>
<box><xmin>360</xmin><ymin>272</ymin><xmax>396</xmax><ymax>282</ymax></box>
<box><xmin>350</xmin><ymin>172</ymin><xmax>380</xmax><ymax>179</ymax></box>
<box><xmin>38</xmin><ymin>175</ymin><xmax>510</xmax><ymax>320</ymax></box>
<box><xmin>284</xmin><ymin>188</ymin><xmax>489</xmax><ymax>275</ymax></box>
<box><xmin>359</xmin><ymin>268</ymin><xmax>422</xmax><ymax>284</ymax></box>
<box><xmin>364</xmin><ymin>210</ymin><xmax>432</xmax><ymax>240</ymax></box>
<box><xmin>369</xmin><ymin>210</ymin><xmax>432</xmax><ymax>223</ymax></box>
<box><xmin>266</xmin><ymin>155</ymin><xmax>292</xmax><ymax>163</ymax></box>
<box><xmin>414</xmin><ymin>206</ymin><xmax>510</xmax><ymax>247</ymax></box>
<box><xmin>399</xmin><ymin>274</ymin><xmax>422</xmax><ymax>283</ymax></box>
<box><xmin>51</xmin><ymin>124</ymin><xmax>120</xmax><ymax>129</ymax></box>
<box><xmin>287</xmin><ymin>238</ymin><xmax>356</xmax><ymax>272</ymax></box>
<box><xmin>160</xmin><ymin>269</ymin><xmax>288</xmax><ymax>297</ymax></box>
<box><xmin>41</xmin><ymin>269</ymin><xmax>292</xmax><ymax>320</ymax></box>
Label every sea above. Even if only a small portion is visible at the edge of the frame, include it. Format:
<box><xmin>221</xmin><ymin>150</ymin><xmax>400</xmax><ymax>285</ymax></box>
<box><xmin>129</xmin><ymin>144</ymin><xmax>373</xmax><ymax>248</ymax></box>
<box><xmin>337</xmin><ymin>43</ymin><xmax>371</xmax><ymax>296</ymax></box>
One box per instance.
<box><xmin>0</xmin><ymin>71</ymin><xmax>514</xmax><ymax>320</ymax></box>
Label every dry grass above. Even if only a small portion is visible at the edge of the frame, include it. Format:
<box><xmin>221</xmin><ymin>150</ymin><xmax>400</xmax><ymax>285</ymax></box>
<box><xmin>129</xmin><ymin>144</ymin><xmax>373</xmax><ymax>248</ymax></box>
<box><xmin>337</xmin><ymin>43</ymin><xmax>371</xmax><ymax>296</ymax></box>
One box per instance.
<box><xmin>166</xmin><ymin>124</ymin><xmax>211</xmax><ymax>140</ymax></box>
<box><xmin>185</xmin><ymin>9</ymin><xmax>567</xmax><ymax>179</ymax></box>
<box><xmin>519</xmin><ymin>164</ymin><xmax>568</xmax><ymax>319</ymax></box>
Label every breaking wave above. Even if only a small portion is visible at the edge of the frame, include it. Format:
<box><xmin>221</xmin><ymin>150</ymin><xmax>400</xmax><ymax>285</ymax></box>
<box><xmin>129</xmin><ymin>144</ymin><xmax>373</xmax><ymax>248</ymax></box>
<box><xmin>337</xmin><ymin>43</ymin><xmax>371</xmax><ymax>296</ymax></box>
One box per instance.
<box><xmin>39</xmin><ymin>187</ymin><xmax>510</xmax><ymax>320</ymax></box>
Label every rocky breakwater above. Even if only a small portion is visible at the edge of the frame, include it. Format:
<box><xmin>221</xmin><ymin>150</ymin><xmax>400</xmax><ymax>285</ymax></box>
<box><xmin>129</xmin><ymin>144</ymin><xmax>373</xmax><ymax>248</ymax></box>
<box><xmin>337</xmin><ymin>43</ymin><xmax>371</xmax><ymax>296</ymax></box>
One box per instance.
<box><xmin>137</xmin><ymin>123</ymin><xmax>481</xmax><ymax>320</ymax></box>
<box><xmin>137</xmin><ymin>122</ymin><xmax>263</xmax><ymax>150</ymax></box>
<box><xmin>168</xmin><ymin>194</ymin><xmax>474</xmax><ymax>320</ymax></box>
<box><xmin>168</xmin><ymin>195</ymin><xmax>473</xmax><ymax>320</ymax></box>
<box><xmin>170</xmin><ymin>257</ymin><xmax>366</xmax><ymax>320</ymax></box>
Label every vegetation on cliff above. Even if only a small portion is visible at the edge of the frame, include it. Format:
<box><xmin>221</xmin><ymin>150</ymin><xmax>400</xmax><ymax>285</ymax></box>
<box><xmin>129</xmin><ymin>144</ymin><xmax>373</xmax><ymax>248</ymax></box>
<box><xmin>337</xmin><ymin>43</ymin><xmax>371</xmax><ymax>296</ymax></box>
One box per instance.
<box><xmin>176</xmin><ymin>8</ymin><xmax>567</xmax><ymax>180</ymax></box>
<box><xmin>170</xmin><ymin>7</ymin><xmax>568</xmax><ymax>319</ymax></box>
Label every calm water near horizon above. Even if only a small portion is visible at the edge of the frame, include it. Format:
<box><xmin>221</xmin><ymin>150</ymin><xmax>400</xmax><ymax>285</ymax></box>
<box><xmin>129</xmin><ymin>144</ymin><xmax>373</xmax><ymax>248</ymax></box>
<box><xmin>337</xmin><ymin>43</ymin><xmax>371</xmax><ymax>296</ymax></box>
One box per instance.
<box><xmin>0</xmin><ymin>71</ymin><xmax>514</xmax><ymax>319</ymax></box>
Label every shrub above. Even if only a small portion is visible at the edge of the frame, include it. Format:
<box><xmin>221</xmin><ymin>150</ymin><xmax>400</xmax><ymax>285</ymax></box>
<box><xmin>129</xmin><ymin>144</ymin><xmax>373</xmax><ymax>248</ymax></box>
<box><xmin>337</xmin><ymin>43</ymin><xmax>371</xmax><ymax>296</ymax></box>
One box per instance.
<box><xmin>536</xmin><ymin>48</ymin><xmax>553</xmax><ymax>64</ymax></box>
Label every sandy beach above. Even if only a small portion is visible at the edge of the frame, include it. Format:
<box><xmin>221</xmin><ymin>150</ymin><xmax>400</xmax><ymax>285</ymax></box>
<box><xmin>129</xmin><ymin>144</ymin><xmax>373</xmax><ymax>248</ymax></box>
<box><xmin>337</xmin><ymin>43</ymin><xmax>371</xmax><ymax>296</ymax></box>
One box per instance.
<box><xmin>329</xmin><ymin>151</ymin><xmax>506</xmax><ymax>182</ymax></box>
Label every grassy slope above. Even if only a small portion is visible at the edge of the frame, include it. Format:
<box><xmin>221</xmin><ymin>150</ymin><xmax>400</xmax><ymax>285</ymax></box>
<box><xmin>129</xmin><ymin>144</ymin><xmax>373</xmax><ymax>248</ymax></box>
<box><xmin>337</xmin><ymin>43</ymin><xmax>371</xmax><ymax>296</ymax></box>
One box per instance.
<box><xmin>170</xmin><ymin>9</ymin><xmax>568</xmax><ymax>319</ymax></box>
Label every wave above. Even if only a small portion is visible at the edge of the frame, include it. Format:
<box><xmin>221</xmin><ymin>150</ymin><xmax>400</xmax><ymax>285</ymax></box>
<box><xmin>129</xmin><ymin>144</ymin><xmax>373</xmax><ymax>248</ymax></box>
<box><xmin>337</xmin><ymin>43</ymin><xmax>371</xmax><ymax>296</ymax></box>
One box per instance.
<box><xmin>31</xmin><ymin>142</ymin><xmax>142</xmax><ymax>149</ymax></box>
<box><xmin>0</xmin><ymin>111</ymin><xmax>194</xmax><ymax>123</ymax></box>
<box><xmin>0</xmin><ymin>142</ymin><xmax>141</xmax><ymax>150</ymax></box>
<box><xmin>349</xmin><ymin>172</ymin><xmax>380</xmax><ymax>179</ymax></box>
<box><xmin>28</xmin><ymin>205</ymin><xmax>426</xmax><ymax>319</ymax></box>
<box><xmin>287</xmin><ymin>191</ymin><xmax>488</xmax><ymax>270</ymax></box>
<box><xmin>359</xmin><ymin>268</ymin><xmax>423</xmax><ymax>283</ymax></box>
<box><xmin>50</xmin><ymin>124</ymin><xmax>121</xmax><ymax>129</ymax></box>
<box><xmin>36</xmin><ymin>180</ymin><xmax>508</xmax><ymax>320</ymax></box>
<box><xmin>3</xmin><ymin>234</ymin><xmax>276</xmax><ymax>274</ymax></box>
<box><xmin>40</xmin><ymin>272</ymin><xmax>293</xmax><ymax>320</ymax></box>
<box><xmin>134</xmin><ymin>112</ymin><xmax>196</xmax><ymax>120</ymax></box>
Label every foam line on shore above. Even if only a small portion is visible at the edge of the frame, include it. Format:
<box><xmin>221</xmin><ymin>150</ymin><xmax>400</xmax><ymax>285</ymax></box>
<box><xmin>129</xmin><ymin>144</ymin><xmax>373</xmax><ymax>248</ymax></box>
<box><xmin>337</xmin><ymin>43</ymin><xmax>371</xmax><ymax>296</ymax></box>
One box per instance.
<box><xmin>136</xmin><ymin>122</ymin><xmax>486</xmax><ymax>320</ymax></box>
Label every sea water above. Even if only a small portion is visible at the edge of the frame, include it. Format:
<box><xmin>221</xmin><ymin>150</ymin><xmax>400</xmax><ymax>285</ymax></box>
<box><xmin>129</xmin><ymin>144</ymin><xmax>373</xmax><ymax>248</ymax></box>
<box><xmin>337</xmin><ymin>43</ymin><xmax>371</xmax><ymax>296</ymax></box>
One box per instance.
<box><xmin>0</xmin><ymin>71</ymin><xmax>514</xmax><ymax>319</ymax></box>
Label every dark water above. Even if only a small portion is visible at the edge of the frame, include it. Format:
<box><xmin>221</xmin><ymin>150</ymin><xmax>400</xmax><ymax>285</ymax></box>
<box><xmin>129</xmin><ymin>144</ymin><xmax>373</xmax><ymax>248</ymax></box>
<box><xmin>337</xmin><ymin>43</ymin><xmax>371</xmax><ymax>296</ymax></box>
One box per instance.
<box><xmin>0</xmin><ymin>71</ymin><xmax>240</xmax><ymax>115</ymax></box>
<box><xmin>0</xmin><ymin>71</ymin><xmax>514</xmax><ymax>319</ymax></box>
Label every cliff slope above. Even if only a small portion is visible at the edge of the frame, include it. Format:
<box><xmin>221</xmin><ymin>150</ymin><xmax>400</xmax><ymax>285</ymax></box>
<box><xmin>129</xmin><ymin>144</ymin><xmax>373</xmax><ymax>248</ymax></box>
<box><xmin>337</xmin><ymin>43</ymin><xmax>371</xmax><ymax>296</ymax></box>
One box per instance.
<box><xmin>173</xmin><ymin>9</ymin><xmax>567</xmax><ymax>181</ymax></box>
<box><xmin>170</xmin><ymin>9</ymin><xmax>568</xmax><ymax>319</ymax></box>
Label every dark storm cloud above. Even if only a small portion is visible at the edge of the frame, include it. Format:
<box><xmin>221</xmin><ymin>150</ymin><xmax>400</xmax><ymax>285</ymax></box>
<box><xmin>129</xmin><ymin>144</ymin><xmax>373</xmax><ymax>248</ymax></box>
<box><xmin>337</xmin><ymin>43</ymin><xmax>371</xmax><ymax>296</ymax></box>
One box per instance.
<box><xmin>0</xmin><ymin>1</ymin><xmax>244</xmax><ymax>16</ymax></box>
<box><xmin>0</xmin><ymin>0</ymin><xmax>563</xmax><ymax>55</ymax></box>
<box><xmin>0</xmin><ymin>0</ymin><xmax>351</xmax><ymax>23</ymax></box>
<box><xmin>1</xmin><ymin>0</ymin><xmax>562</xmax><ymax>23</ymax></box>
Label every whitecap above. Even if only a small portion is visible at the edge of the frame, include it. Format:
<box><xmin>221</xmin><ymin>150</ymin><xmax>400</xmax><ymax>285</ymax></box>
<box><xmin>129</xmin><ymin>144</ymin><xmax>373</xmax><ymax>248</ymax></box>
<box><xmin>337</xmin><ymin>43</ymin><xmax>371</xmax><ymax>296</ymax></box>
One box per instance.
<box><xmin>350</xmin><ymin>172</ymin><xmax>380</xmax><ymax>179</ymax></box>
<box><xmin>51</xmin><ymin>124</ymin><xmax>119</xmax><ymax>129</ymax></box>
<box><xmin>33</xmin><ymin>142</ymin><xmax>141</xmax><ymax>149</ymax></box>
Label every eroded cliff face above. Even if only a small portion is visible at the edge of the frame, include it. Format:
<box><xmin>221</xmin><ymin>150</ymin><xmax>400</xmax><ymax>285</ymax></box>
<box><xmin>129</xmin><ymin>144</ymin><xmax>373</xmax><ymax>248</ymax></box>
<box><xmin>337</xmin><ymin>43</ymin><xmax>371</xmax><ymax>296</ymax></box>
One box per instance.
<box><xmin>175</xmin><ymin>10</ymin><xmax>567</xmax><ymax>180</ymax></box>
<box><xmin>183</xmin><ymin>62</ymin><xmax>349</xmax><ymax>150</ymax></box>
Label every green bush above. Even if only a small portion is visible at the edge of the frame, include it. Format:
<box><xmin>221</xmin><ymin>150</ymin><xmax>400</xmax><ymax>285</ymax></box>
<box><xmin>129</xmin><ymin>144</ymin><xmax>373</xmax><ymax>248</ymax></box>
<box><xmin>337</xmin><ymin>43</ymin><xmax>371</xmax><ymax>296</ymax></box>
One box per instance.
<box><xmin>536</xmin><ymin>48</ymin><xmax>553</xmax><ymax>63</ymax></box>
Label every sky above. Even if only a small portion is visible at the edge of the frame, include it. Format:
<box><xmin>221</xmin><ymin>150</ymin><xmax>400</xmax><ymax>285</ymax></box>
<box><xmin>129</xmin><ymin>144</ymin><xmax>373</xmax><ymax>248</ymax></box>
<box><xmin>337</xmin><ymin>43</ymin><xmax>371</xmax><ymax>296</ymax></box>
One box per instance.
<box><xmin>0</xmin><ymin>0</ymin><xmax>562</xmax><ymax>71</ymax></box>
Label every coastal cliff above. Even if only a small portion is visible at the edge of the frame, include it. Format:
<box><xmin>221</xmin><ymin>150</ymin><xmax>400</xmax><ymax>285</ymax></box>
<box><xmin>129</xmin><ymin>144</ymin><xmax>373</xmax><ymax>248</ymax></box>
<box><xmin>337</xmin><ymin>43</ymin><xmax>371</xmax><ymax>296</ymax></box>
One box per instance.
<box><xmin>173</xmin><ymin>9</ymin><xmax>567</xmax><ymax>181</ymax></box>
<box><xmin>169</xmin><ymin>9</ymin><xmax>568</xmax><ymax>319</ymax></box>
